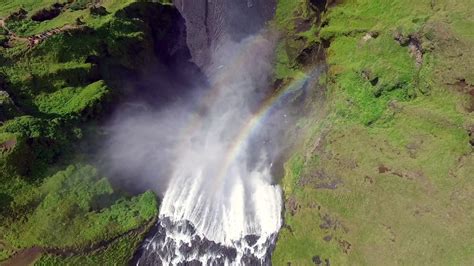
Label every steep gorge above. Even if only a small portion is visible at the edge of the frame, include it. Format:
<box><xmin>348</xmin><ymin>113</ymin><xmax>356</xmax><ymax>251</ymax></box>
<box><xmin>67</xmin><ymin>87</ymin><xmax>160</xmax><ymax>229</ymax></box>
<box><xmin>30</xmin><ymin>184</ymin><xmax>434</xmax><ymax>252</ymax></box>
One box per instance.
<box><xmin>0</xmin><ymin>0</ymin><xmax>473</xmax><ymax>265</ymax></box>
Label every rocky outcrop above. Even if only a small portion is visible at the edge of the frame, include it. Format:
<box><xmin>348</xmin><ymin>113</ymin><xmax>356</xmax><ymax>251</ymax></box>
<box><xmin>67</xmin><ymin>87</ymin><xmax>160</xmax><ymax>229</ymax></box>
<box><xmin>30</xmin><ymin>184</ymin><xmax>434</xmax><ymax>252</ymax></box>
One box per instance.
<box><xmin>172</xmin><ymin>0</ymin><xmax>276</xmax><ymax>70</ymax></box>
<box><xmin>31</xmin><ymin>4</ymin><xmax>64</xmax><ymax>22</ymax></box>
<box><xmin>394</xmin><ymin>32</ymin><xmax>424</xmax><ymax>67</ymax></box>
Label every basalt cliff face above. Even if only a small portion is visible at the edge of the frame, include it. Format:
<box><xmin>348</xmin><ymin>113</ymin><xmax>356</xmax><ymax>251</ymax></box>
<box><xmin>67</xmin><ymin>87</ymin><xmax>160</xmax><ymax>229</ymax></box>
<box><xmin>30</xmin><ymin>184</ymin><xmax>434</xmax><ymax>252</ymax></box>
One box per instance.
<box><xmin>172</xmin><ymin>0</ymin><xmax>276</xmax><ymax>69</ymax></box>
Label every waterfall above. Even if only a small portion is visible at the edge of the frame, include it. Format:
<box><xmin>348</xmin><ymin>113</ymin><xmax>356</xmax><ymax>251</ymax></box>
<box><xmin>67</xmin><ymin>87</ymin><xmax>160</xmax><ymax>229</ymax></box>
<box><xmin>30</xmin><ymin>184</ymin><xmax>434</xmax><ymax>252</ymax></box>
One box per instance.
<box><xmin>136</xmin><ymin>33</ymin><xmax>283</xmax><ymax>265</ymax></box>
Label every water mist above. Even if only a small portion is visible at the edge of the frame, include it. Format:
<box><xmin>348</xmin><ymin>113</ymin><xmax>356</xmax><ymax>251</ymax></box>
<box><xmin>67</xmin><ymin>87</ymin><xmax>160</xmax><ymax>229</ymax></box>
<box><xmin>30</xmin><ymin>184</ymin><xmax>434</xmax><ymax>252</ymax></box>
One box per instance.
<box><xmin>103</xmin><ymin>13</ymin><xmax>311</xmax><ymax>265</ymax></box>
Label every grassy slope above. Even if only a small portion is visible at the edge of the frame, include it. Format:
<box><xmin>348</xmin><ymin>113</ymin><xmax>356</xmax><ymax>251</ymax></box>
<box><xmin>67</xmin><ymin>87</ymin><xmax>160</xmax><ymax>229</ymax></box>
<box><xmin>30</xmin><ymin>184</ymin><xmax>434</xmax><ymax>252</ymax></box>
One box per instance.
<box><xmin>0</xmin><ymin>0</ymin><xmax>171</xmax><ymax>263</ymax></box>
<box><xmin>273</xmin><ymin>0</ymin><xmax>474</xmax><ymax>265</ymax></box>
<box><xmin>35</xmin><ymin>227</ymin><xmax>152</xmax><ymax>266</ymax></box>
<box><xmin>0</xmin><ymin>0</ymin><xmax>167</xmax><ymax>36</ymax></box>
<box><xmin>272</xmin><ymin>0</ymin><xmax>319</xmax><ymax>80</ymax></box>
<box><xmin>2</xmin><ymin>165</ymin><xmax>157</xmax><ymax>249</ymax></box>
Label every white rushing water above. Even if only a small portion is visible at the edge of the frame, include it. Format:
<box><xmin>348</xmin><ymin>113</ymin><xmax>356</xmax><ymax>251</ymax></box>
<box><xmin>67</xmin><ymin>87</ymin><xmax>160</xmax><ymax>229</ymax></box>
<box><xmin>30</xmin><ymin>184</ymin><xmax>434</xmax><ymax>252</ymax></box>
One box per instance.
<box><xmin>152</xmin><ymin>144</ymin><xmax>283</xmax><ymax>264</ymax></box>
<box><xmin>161</xmin><ymin>161</ymin><xmax>282</xmax><ymax>246</ymax></box>
<box><xmin>136</xmin><ymin>34</ymin><xmax>284</xmax><ymax>265</ymax></box>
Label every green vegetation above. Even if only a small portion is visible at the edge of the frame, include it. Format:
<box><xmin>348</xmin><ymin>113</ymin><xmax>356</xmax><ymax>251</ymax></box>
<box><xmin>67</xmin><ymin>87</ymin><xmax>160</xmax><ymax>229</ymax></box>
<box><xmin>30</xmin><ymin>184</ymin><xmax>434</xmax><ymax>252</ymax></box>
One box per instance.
<box><xmin>272</xmin><ymin>0</ymin><xmax>322</xmax><ymax>80</ymax></box>
<box><xmin>34</xmin><ymin>80</ymin><xmax>109</xmax><ymax>116</ymax></box>
<box><xmin>0</xmin><ymin>0</ymin><xmax>177</xmax><ymax>263</ymax></box>
<box><xmin>2</xmin><ymin>165</ymin><xmax>157</xmax><ymax>249</ymax></box>
<box><xmin>273</xmin><ymin>0</ymin><xmax>474</xmax><ymax>265</ymax></box>
<box><xmin>2</xmin><ymin>0</ymin><xmax>473</xmax><ymax>264</ymax></box>
<box><xmin>36</xmin><ymin>228</ymin><xmax>151</xmax><ymax>265</ymax></box>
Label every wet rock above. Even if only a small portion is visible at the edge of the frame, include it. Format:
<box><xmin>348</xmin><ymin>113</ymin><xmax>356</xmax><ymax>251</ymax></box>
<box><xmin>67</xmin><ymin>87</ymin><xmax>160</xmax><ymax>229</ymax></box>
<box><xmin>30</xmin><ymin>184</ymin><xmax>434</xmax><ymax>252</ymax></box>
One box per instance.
<box><xmin>241</xmin><ymin>254</ymin><xmax>261</xmax><ymax>265</ymax></box>
<box><xmin>172</xmin><ymin>0</ymin><xmax>276</xmax><ymax>70</ymax></box>
<box><xmin>223</xmin><ymin>246</ymin><xmax>237</xmax><ymax>260</ymax></box>
<box><xmin>245</xmin><ymin>234</ymin><xmax>260</xmax><ymax>246</ymax></box>
<box><xmin>296</xmin><ymin>43</ymin><xmax>326</xmax><ymax>66</ymax></box>
<box><xmin>135</xmin><ymin>217</ymin><xmax>274</xmax><ymax>265</ymax></box>
<box><xmin>179</xmin><ymin>260</ymin><xmax>202</xmax><ymax>266</ymax></box>
<box><xmin>178</xmin><ymin>243</ymin><xmax>193</xmax><ymax>257</ymax></box>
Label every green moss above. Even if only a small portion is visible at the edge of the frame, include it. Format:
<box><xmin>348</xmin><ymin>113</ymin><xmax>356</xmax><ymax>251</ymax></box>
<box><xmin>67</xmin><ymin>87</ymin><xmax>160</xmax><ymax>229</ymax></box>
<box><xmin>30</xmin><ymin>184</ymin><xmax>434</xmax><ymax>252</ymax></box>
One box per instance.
<box><xmin>272</xmin><ymin>0</ymin><xmax>320</xmax><ymax>81</ymax></box>
<box><xmin>281</xmin><ymin>154</ymin><xmax>304</xmax><ymax>197</ymax></box>
<box><xmin>1</xmin><ymin>164</ymin><xmax>158</xmax><ymax>250</ymax></box>
<box><xmin>274</xmin><ymin>0</ymin><xmax>474</xmax><ymax>265</ymax></box>
<box><xmin>0</xmin><ymin>1</ymin><xmax>173</xmax><ymax>263</ymax></box>
<box><xmin>34</xmin><ymin>80</ymin><xmax>109</xmax><ymax>116</ymax></box>
<box><xmin>274</xmin><ymin>0</ymin><xmax>307</xmax><ymax>31</ymax></box>
<box><xmin>2</xmin><ymin>0</ymin><xmax>141</xmax><ymax>36</ymax></box>
<box><xmin>36</xmin><ymin>227</ymin><xmax>150</xmax><ymax>266</ymax></box>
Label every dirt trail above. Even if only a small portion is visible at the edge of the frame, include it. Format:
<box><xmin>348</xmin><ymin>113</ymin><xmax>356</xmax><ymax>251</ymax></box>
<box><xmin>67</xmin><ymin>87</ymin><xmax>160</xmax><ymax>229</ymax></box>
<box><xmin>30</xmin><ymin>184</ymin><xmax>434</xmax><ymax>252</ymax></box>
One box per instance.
<box><xmin>27</xmin><ymin>24</ymin><xmax>83</xmax><ymax>47</ymax></box>
<box><xmin>1</xmin><ymin>247</ymin><xmax>43</xmax><ymax>266</ymax></box>
<box><xmin>0</xmin><ymin>18</ymin><xmax>29</xmax><ymax>44</ymax></box>
<box><xmin>0</xmin><ymin>17</ymin><xmax>82</xmax><ymax>48</ymax></box>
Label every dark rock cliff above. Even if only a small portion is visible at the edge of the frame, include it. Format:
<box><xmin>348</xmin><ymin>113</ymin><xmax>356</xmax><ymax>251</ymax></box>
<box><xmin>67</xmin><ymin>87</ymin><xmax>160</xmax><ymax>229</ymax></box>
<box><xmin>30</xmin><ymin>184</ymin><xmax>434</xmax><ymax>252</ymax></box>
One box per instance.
<box><xmin>172</xmin><ymin>0</ymin><xmax>276</xmax><ymax>69</ymax></box>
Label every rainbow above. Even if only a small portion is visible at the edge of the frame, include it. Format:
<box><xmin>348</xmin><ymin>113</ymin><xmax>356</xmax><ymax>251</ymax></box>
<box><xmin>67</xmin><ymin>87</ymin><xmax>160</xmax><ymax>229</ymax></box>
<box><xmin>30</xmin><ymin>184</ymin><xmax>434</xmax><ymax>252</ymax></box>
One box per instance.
<box><xmin>213</xmin><ymin>71</ymin><xmax>313</xmax><ymax>184</ymax></box>
<box><xmin>172</xmin><ymin>35</ymin><xmax>273</xmax><ymax>156</ymax></box>
<box><xmin>172</xmin><ymin>34</ymin><xmax>317</xmax><ymax>188</ymax></box>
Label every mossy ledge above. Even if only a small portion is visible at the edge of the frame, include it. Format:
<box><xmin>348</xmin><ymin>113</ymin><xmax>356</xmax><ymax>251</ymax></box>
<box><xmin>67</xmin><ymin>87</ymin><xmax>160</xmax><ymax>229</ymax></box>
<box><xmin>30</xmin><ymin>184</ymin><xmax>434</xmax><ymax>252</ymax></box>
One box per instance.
<box><xmin>0</xmin><ymin>1</ymin><xmax>182</xmax><ymax>263</ymax></box>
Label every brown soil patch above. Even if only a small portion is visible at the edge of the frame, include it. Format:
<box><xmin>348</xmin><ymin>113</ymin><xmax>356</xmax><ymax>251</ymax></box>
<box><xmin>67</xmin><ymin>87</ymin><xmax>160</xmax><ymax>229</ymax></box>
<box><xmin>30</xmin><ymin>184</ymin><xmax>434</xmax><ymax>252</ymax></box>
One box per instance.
<box><xmin>378</xmin><ymin>164</ymin><xmax>390</xmax><ymax>173</ymax></box>
<box><xmin>448</xmin><ymin>79</ymin><xmax>474</xmax><ymax>113</ymax></box>
<box><xmin>2</xmin><ymin>247</ymin><xmax>43</xmax><ymax>266</ymax></box>
<box><xmin>393</xmin><ymin>32</ymin><xmax>423</xmax><ymax>67</ymax></box>
<box><xmin>338</xmin><ymin>239</ymin><xmax>352</xmax><ymax>254</ymax></box>
<box><xmin>299</xmin><ymin>169</ymin><xmax>343</xmax><ymax>190</ymax></box>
